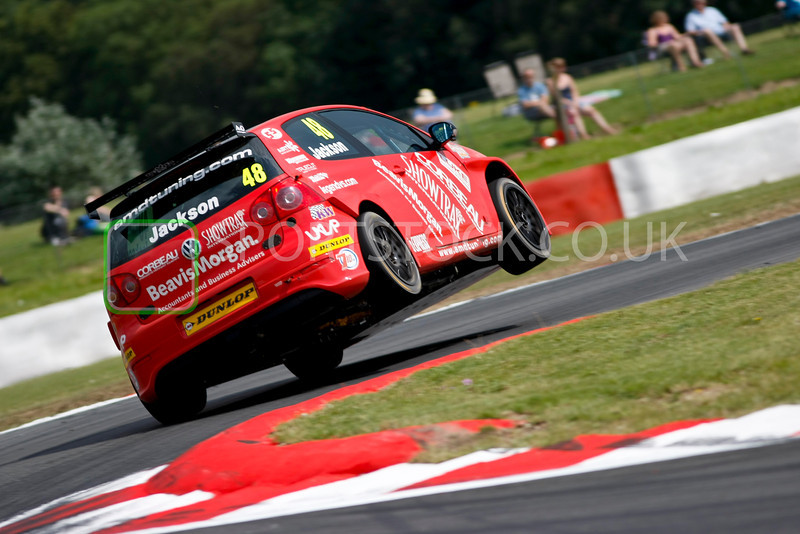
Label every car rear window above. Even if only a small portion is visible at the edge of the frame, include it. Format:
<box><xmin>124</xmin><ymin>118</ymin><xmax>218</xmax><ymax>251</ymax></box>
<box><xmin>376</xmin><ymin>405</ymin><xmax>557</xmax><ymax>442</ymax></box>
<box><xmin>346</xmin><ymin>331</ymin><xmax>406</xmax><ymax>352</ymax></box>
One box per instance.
<box><xmin>108</xmin><ymin>137</ymin><xmax>280</xmax><ymax>269</ymax></box>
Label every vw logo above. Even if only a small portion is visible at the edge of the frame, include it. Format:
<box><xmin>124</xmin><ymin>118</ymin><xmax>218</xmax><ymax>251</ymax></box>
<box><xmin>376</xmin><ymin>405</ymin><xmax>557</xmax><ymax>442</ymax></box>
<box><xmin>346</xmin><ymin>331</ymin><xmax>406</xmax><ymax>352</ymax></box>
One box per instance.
<box><xmin>181</xmin><ymin>238</ymin><xmax>201</xmax><ymax>260</ymax></box>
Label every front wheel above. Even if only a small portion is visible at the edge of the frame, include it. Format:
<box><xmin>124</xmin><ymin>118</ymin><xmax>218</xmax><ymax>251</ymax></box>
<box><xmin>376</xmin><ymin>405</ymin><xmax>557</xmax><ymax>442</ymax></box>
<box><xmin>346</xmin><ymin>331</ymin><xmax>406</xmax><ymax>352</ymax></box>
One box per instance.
<box><xmin>490</xmin><ymin>178</ymin><xmax>550</xmax><ymax>275</ymax></box>
<box><xmin>357</xmin><ymin>211</ymin><xmax>422</xmax><ymax>294</ymax></box>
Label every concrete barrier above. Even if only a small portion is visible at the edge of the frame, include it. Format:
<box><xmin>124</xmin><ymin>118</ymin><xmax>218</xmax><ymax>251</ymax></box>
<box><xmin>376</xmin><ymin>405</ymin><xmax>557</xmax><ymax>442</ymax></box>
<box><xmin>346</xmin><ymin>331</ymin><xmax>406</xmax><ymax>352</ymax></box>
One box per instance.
<box><xmin>0</xmin><ymin>291</ymin><xmax>117</xmax><ymax>389</ymax></box>
<box><xmin>610</xmin><ymin>106</ymin><xmax>800</xmax><ymax>218</ymax></box>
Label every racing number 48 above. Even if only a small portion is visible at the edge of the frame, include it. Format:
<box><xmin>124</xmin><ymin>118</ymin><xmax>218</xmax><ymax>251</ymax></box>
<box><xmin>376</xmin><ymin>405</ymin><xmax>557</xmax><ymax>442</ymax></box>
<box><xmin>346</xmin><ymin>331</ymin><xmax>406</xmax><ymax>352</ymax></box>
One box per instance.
<box><xmin>301</xmin><ymin>118</ymin><xmax>334</xmax><ymax>140</ymax></box>
<box><xmin>242</xmin><ymin>163</ymin><xmax>267</xmax><ymax>187</ymax></box>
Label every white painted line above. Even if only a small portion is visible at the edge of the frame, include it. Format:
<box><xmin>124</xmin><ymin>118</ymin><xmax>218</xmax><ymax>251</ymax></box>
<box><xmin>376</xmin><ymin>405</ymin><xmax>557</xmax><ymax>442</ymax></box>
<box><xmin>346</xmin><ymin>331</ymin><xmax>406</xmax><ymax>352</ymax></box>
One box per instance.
<box><xmin>0</xmin><ymin>395</ymin><xmax>134</xmax><ymax>436</ymax></box>
<box><xmin>41</xmin><ymin>491</ymin><xmax>213</xmax><ymax>534</ymax></box>
<box><xmin>0</xmin><ymin>465</ymin><xmax>167</xmax><ymax>530</ymax></box>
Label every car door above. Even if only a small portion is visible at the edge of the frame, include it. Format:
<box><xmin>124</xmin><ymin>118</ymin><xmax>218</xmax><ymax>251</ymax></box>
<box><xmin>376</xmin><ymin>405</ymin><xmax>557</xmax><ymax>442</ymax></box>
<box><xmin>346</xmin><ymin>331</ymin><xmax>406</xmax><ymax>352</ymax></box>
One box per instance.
<box><xmin>315</xmin><ymin>109</ymin><xmax>484</xmax><ymax>256</ymax></box>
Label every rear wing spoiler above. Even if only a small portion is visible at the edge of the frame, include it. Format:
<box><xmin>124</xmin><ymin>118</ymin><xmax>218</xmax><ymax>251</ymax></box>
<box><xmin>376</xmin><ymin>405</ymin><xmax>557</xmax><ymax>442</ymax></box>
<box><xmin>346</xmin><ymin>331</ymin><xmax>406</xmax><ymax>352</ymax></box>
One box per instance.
<box><xmin>84</xmin><ymin>122</ymin><xmax>248</xmax><ymax>220</ymax></box>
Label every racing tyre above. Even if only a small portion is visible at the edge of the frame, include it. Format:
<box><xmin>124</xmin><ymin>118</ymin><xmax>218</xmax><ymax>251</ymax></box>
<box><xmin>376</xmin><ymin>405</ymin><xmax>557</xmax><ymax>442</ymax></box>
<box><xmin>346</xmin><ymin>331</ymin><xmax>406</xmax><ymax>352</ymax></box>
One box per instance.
<box><xmin>284</xmin><ymin>344</ymin><xmax>344</xmax><ymax>383</ymax></box>
<box><xmin>357</xmin><ymin>211</ymin><xmax>422</xmax><ymax>294</ymax></box>
<box><xmin>490</xmin><ymin>178</ymin><xmax>550</xmax><ymax>275</ymax></box>
<box><xmin>140</xmin><ymin>373</ymin><xmax>207</xmax><ymax>425</ymax></box>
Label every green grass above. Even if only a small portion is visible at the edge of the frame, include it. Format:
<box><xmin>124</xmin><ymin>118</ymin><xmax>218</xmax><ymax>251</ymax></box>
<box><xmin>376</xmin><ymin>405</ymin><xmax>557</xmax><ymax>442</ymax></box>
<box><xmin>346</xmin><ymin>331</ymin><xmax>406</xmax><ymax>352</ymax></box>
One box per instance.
<box><xmin>505</xmin><ymin>84</ymin><xmax>800</xmax><ymax>180</ymax></box>
<box><xmin>454</xmin><ymin>27</ymin><xmax>800</xmax><ymax>179</ymax></box>
<box><xmin>0</xmin><ymin>357</ymin><xmax>132</xmax><ymax>431</ymax></box>
<box><xmin>0</xmin><ymin>212</ymin><xmax>106</xmax><ymax>318</ymax></box>
<box><xmin>450</xmin><ymin>172</ymin><xmax>800</xmax><ymax>300</ymax></box>
<box><xmin>274</xmin><ymin>258</ymin><xmax>800</xmax><ymax>461</ymax></box>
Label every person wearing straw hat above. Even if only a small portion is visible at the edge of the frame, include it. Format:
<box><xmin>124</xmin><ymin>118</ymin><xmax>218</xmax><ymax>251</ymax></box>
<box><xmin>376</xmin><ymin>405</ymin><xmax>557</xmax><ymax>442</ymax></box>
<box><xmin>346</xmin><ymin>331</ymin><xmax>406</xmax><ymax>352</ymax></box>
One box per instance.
<box><xmin>412</xmin><ymin>88</ymin><xmax>453</xmax><ymax>130</ymax></box>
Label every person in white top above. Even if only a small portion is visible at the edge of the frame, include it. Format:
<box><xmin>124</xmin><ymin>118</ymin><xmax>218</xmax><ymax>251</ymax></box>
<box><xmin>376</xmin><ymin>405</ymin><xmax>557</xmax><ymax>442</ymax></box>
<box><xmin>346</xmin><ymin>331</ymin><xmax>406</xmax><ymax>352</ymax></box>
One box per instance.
<box><xmin>684</xmin><ymin>0</ymin><xmax>754</xmax><ymax>58</ymax></box>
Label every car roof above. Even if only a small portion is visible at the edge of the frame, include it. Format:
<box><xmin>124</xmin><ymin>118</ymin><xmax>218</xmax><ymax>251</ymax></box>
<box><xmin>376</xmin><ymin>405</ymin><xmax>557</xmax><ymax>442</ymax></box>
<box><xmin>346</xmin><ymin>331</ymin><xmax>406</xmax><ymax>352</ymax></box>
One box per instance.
<box><xmin>249</xmin><ymin>104</ymin><xmax>408</xmax><ymax>134</ymax></box>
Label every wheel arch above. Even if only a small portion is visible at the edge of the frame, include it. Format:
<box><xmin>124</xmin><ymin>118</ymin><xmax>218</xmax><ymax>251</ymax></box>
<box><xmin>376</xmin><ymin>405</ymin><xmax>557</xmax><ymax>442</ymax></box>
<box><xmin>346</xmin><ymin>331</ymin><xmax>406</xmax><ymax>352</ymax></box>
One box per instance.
<box><xmin>357</xmin><ymin>200</ymin><xmax>394</xmax><ymax>226</ymax></box>
<box><xmin>484</xmin><ymin>160</ymin><xmax>525</xmax><ymax>189</ymax></box>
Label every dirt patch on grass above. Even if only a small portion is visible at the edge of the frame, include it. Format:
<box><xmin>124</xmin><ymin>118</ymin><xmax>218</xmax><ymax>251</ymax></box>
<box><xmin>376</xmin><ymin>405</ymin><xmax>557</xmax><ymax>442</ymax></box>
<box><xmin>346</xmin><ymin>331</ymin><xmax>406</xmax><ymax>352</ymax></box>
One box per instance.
<box><xmin>650</xmin><ymin>78</ymin><xmax>800</xmax><ymax>123</ymax></box>
<box><xmin>677</xmin><ymin>384</ymin><xmax>732</xmax><ymax>404</ymax></box>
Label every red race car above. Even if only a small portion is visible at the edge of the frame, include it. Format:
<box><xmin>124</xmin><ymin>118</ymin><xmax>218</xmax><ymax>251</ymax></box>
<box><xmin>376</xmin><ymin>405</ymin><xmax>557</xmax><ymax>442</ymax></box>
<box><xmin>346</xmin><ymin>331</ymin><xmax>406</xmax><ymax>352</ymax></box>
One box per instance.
<box><xmin>86</xmin><ymin>105</ymin><xmax>550</xmax><ymax>424</ymax></box>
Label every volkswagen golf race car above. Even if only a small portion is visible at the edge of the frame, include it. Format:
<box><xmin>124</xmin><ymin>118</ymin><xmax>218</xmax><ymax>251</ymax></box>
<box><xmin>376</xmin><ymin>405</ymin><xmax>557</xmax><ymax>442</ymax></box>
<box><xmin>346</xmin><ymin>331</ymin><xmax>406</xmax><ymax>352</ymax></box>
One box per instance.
<box><xmin>86</xmin><ymin>105</ymin><xmax>550</xmax><ymax>424</ymax></box>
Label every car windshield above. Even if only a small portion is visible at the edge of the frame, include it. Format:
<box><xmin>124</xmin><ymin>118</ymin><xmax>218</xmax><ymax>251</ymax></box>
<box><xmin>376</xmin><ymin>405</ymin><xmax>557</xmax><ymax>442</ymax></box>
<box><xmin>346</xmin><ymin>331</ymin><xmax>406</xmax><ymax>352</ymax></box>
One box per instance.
<box><xmin>108</xmin><ymin>137</ymin><xmax>281</xmax><ymax>269</ymax></box>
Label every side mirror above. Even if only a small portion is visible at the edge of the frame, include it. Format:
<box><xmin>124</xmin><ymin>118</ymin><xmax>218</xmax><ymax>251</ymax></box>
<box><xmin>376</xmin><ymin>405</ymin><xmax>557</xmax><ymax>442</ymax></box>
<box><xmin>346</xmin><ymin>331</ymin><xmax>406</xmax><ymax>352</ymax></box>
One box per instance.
<box><xmin>428</xmin><ymin>122</ymin><xmax>457</xmax><ymax>150</ymax></box>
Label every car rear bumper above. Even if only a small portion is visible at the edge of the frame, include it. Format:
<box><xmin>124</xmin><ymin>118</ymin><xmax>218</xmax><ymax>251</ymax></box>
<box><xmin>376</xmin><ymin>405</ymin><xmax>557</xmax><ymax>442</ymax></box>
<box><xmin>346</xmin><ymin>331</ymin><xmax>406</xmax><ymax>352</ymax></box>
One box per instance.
<box><xmin>118</xmin><ymin>248</ymin><xmax>370</xmax><ymax>402</ymax></box>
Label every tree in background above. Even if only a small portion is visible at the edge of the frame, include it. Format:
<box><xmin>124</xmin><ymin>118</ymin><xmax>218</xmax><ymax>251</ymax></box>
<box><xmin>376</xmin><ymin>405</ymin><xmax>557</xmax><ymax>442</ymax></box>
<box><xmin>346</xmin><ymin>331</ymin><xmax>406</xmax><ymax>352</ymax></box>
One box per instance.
<box><xmin>0</xmin><ymin>98</ymin><xmax>143</xmax><ymax>212</ymax></box>
<box><xmin>0</xmin><ymin>0</ymin><xmax>778</xmax><ymax>170</ymax></box>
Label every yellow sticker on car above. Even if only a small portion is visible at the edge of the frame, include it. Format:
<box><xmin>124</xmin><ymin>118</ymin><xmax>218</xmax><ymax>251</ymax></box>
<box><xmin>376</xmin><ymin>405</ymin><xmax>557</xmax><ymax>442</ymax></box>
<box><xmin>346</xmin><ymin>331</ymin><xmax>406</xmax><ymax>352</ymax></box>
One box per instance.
<box><xmin>181</xmin><ymin>283</ymin><xmax>258</xmax><ymax>336</ymax></box>
<box><xmin>308</xmin><ymin>234</ymin><xmax>354</xmax><ymax>257</ymax></box>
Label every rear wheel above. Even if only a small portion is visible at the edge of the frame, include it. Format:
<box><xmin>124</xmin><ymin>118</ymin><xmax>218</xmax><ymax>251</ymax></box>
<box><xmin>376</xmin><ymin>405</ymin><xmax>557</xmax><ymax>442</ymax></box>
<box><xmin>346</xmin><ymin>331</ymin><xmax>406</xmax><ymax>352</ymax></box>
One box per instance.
<box><xmin>283</xmin><ymin>344</ymin><xmax>344</xmax><ymax>383</ymax></box>
<box><xmin>490</xmin><ymin>178</ymin><xmax>550</xmax><ymax>275</ymax></box>
<box><xmin>357</xmin><ymin>211</ymin><xmax>422</xmax><ymax>294</ymax></box>
<box><xmin>140</xmin><ymin>370</ymin><xmax>207</xmax><ymax>425</ymax></box>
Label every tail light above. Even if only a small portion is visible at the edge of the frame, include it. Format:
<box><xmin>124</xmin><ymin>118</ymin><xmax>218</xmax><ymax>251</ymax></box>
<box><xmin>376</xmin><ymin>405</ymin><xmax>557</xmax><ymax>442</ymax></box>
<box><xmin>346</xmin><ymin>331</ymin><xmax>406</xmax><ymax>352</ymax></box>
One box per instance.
<box><xmin>275</xmin><ymin>185</ymin><xmax>304</xmax><ymax>213</ymax></box>
<box><xmin>250</xmin><ymin>193</ymin><xmax>277</xmax><ymax>225</ymax></box>
<box><xmin>249</xmin><ymin>178</ymin><xmax>324</xmax><ymax>224</ymax></box>
<box><xmin>107</xmin><ymin>273</ymin><xmax>140</xmax><ymax>308</ymax></box>
<box><xmin>273</xmin><ymin>179</ymin><xmax>323</xmax><ymax>218</ymax></box>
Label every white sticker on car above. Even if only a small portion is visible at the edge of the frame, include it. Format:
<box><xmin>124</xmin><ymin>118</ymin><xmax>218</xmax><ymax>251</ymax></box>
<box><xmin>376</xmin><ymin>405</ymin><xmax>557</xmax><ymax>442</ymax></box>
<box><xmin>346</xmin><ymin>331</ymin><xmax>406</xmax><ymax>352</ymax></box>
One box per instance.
<box><xmin>335</xmin><ymin>248</ymin><xmax>359</xmax><ymax>270</ymax></box>
<box><xmin>277</xmin><ymin>140</ymin><xmax>301</xmax><ymax>154</ymax></box>
<box><xmin>437</xmin><ymin>151</ymin><xmax>471</xmax><ymax>192</ymax></box>
<box><xmin>409</xmin><ymin>233</ymin><xmax>432</xmax><ymax>253</ymax></box>
<box><xmin>304</xmin><ymin>219</ymin><xmax>341</xmax><ymax>241</ymax></box>
<box><xmin>286</xmin><ymin>154</ymin><xmax>309</xmax><ymax>165</ymax></box>
<box><xmin>318</xmin><ymin>178</ymin><xmax>358</xmax><ymax>195</ymax></box>
<box><xmin>261</xmin><ymin>127</ymin><xmax>283</xmax><ymax>140</ymax></box>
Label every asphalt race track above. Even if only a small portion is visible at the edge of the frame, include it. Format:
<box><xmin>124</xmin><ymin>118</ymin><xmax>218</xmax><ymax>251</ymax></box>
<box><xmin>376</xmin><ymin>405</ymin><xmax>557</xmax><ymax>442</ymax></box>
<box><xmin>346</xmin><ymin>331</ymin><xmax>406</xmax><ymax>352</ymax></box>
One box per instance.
<box><xmin>2</xmin><ymin>213</ymin><xmax>800</xmax><ymax>533</ymax></box>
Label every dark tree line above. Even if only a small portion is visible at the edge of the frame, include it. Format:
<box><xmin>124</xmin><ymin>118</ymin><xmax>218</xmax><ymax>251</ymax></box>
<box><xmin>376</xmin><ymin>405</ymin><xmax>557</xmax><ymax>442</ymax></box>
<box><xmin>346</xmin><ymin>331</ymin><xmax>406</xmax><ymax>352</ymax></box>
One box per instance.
<box><xmin>0</xmin><ymin>0</ymin><xmax>774</xmax><ymax>169</ymax></box>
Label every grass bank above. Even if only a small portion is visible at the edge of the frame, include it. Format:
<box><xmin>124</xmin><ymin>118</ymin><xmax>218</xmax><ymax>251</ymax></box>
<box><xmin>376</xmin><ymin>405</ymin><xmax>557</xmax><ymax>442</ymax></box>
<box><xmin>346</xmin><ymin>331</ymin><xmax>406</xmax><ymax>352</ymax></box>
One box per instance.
<box><xmin>0</xmin><ymin>357</ymin><xmax>131</xmax><ymax>431</ymax></box>
<box><xmin>0</xmin><ymin>216</ymin><xmax>105</xmax><ymax>318</ymax></box>
<box><xmin>456</xmin><ymin>27</ymin><xmax>800</xmax><ymax>178</ymax></box>
<box><xmin>275</xmin><ymin>258</ymin><xmax>800</xmax><ymax>461</ymax></box>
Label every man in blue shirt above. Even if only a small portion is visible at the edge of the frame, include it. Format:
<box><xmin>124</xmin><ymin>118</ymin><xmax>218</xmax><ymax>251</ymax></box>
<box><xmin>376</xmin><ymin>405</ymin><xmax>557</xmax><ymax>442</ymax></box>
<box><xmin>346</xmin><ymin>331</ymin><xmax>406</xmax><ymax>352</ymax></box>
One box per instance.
<box><xmin>684</xmin><ymin>0</ymin><xmax>754</xmax><ymax>58</ymax></box>
<box><xmin>412</xmin><ymin>89</ymin><xmax>454</xmax><ymax>130</ymax></box>
<box><xmin>517</xmin><ymin>69</ymin><xmax>555</xmax><ymax>122</ymax></box>
<box><xmin>777</xmin><ymin>0</ymin><xmax>800</xmax><ymax>20</ymax></box>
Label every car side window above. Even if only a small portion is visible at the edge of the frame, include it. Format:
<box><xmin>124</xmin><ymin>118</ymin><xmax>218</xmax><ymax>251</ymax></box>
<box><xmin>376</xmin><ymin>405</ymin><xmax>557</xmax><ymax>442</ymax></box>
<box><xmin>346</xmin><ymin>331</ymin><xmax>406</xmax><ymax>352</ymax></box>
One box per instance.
<box><xmin>320</xmin><ymin>109</ymin><xmax>432</xmax><ymax>156</ymax></box>
<box><xmin>283</xmin><ymin>114</ymin><xmax>364</xmax><ymax>161</ymax></box>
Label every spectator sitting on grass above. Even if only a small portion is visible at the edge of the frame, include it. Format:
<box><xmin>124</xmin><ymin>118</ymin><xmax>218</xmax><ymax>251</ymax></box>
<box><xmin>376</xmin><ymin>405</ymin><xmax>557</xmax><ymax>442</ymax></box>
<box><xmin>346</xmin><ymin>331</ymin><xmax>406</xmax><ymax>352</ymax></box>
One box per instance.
<box><xmin>647</xmin><ymin>10</ymin><xmax>705</xmax><ymax>71</ymax></box>
<box><xmin>0</xmin><ymin>269</ymin><xmax>8</xmax><ymax>286</ymax></box>
<box><xmin>546</xmin><ymin>57</ymin><xmax>618</xmax><ymax>139</ymax></box>
<box><xmin>684</xmin><ymin>0</ymin><xmax>755</xmax><ymax>58</ymax></box>
<box><xmin>777</xmin><ymin>0</ymin><xmax>800</xmax><ymax>20</ymax></box>
<box><xmin>41</xmin><ymin>185</ymin><xmax>70</xmax><ymax>245</ymax></box>
<box><xmin>412</xmin><ymin>88</ymin><xmax>453</xmax><ymax>130</ymax></box>
<box><xmin>74</xmin><ymin>186</ymin><xmax>109</xmax><ymax>237</ymax></box>
<box><xmin>518</xmin><ymin>68</ymin><xmax>556</xmax><ymax>125</ymax></box>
